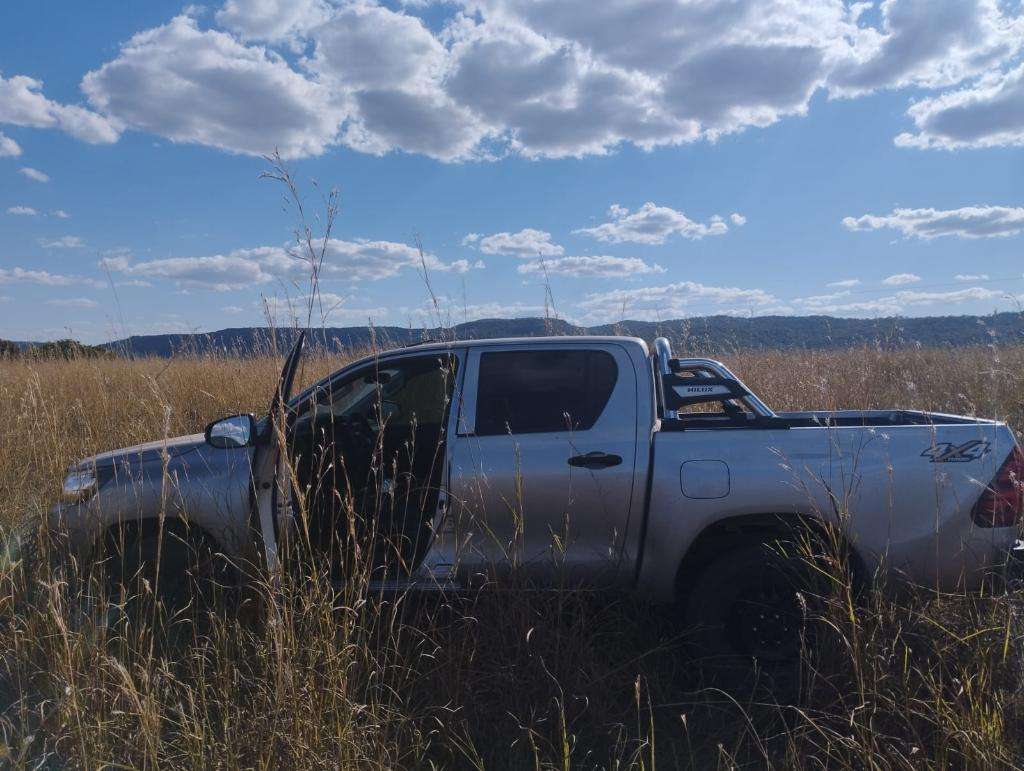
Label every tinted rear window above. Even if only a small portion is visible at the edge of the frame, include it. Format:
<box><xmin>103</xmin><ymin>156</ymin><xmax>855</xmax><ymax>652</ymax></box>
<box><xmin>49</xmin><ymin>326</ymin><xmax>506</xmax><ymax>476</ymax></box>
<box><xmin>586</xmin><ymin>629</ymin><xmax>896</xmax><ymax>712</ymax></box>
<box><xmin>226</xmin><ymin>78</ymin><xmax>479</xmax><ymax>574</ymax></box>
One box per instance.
<box><xmin>475</xmin><ymin>349</ymin><xmax>618</xmax><ymax>435</ymax></box>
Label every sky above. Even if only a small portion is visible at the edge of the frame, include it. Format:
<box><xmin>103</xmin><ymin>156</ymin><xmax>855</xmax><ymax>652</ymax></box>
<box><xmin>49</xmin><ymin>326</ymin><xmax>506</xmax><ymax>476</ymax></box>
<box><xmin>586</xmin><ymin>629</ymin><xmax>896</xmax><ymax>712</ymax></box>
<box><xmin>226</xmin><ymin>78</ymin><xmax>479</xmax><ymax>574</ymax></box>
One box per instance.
<box><xmin>0</xmin><ymin>0</ymin><xmax>1022</xmax><ymax>343</ymax></box>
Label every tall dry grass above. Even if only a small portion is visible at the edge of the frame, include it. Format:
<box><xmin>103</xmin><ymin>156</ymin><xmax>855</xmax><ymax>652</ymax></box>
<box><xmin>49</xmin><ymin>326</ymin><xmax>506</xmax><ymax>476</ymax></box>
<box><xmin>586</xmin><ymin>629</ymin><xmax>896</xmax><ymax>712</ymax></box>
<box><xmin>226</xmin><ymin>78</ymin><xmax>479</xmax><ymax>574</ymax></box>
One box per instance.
<box><xmin>0</xmin><ymin>343</ymin><xmax>1022</xmax><ymax>768</ymax></box>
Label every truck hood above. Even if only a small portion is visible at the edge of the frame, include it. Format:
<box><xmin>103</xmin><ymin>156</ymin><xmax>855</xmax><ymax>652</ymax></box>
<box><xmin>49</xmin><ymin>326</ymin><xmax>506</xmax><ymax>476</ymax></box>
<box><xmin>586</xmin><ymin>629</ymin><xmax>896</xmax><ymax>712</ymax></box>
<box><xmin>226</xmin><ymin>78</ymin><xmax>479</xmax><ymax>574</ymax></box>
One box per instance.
<box><xmin>75</xmin><ymin>433</ymin><xmax>206</xmax><ymax>471</ymax></box>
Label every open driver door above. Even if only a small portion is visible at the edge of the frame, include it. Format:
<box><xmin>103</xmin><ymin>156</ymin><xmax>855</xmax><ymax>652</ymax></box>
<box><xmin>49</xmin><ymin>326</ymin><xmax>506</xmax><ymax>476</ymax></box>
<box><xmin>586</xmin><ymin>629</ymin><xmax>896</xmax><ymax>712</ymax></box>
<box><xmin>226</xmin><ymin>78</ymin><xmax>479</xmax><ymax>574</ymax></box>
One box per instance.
<box><xmin>252</xmin><ymin>330</ymin><xmax>306</xmax><ymax>574</ymax></box>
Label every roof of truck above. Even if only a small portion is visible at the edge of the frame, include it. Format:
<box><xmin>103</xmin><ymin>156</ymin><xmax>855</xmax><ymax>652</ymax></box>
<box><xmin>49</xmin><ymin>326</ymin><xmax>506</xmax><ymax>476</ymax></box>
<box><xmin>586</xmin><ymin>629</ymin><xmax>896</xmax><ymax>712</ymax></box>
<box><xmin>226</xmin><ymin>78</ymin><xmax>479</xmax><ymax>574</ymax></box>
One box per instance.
<box><xmin>394</xmin><ymin>335</ymin><xmax>649</xmax><ymax>353</ymax></box>
<box><xmin>289</xmin><ymin>335</ymin><xmax>651</xmax><ymax>404</ymax></box>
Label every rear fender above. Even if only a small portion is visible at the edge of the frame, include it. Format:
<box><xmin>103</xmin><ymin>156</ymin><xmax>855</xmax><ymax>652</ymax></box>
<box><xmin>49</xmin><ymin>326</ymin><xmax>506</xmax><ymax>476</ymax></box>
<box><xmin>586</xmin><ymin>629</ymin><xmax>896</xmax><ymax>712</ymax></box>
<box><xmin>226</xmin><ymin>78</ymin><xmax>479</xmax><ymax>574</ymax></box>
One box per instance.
<box><xmin>671</xmin><ymin>511</ymin><xmax>867</xmax><ymax>606</ymax></box>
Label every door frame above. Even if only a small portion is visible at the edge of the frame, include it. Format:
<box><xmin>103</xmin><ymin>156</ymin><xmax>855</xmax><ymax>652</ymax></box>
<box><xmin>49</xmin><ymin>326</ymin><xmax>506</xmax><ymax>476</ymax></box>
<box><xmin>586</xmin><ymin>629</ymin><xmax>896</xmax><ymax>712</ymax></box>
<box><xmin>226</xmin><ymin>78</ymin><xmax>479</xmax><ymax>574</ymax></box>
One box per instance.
<box><xmin>251</xmin><ymin>331</ymin><xmax>306</xmax><ymax>574</ymax></box>
<box><xmin>254</xmin><ymin>342</ymin><xmax>467</xmax><ymax>578</ymax></box>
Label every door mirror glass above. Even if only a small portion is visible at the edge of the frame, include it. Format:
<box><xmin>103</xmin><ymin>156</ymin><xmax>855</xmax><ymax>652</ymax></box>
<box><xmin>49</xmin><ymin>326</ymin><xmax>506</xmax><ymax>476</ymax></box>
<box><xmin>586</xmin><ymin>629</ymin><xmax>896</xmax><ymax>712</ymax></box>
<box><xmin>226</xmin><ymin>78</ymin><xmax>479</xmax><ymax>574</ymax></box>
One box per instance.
<box><xmin>205</xmin><ymin>413</ymin><xmax>256</xmax><ymax>448</ymax></box>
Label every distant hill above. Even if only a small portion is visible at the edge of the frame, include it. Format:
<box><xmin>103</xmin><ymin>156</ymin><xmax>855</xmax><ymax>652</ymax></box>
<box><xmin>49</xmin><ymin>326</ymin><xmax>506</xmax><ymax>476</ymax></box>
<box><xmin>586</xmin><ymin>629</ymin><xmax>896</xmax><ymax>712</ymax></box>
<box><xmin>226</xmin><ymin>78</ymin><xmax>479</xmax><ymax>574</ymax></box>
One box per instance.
<box><xmin>87</xmin><ymin>312</ymin><xmax>1024</xmax><ymax>358</ymax></box>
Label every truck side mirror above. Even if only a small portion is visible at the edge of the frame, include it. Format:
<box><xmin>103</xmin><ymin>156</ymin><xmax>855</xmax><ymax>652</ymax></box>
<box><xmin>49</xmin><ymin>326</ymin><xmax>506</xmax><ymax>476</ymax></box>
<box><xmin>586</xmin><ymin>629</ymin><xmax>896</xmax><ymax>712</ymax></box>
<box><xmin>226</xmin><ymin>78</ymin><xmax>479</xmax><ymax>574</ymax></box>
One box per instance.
<box><xmin>205</xmin><ymin>413</ymin><xmax>257</xmax><ymax>448</ymax></box>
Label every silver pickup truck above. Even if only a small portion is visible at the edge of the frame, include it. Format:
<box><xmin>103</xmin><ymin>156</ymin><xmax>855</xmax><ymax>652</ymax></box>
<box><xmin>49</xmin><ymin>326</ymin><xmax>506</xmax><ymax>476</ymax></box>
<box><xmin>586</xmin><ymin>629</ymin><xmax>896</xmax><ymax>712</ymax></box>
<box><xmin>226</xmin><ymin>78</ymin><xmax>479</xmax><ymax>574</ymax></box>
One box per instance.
<box><xmin>50</xmin><ymin>334</ymin><xmax>1023</xmax><ymax>660</ymax></box>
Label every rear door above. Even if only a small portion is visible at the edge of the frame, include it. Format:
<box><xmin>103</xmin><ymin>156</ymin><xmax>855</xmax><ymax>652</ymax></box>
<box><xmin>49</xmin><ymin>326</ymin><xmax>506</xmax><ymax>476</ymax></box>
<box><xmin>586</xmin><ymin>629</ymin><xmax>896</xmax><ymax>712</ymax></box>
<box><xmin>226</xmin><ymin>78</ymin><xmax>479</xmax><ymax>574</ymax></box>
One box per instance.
<box><xmin>445</xmin><ymin>342</ymin><xmax>639</xmax><ymax>584</ymax></box>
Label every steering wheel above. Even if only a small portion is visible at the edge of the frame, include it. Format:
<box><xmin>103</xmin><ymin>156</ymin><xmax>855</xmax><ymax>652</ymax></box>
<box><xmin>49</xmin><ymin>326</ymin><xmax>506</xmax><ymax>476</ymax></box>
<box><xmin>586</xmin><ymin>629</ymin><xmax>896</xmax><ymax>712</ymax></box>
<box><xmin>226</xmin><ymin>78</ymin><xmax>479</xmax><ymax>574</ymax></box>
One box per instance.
<box><xmin>340</xmin><ymin>410</ymin><xmax>377</xmax><ymax>446</ymax></box>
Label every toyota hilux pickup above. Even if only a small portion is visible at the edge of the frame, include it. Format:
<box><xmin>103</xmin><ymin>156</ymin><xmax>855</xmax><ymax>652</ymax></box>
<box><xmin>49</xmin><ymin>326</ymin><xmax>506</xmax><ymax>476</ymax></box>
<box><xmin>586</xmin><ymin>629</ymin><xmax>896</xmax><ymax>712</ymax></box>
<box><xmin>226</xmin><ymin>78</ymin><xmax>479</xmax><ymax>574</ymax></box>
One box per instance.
<box><xmin>48</xmin><ymin>333</ymin><xmax>1023</xmax><ymax>660</ymax></box>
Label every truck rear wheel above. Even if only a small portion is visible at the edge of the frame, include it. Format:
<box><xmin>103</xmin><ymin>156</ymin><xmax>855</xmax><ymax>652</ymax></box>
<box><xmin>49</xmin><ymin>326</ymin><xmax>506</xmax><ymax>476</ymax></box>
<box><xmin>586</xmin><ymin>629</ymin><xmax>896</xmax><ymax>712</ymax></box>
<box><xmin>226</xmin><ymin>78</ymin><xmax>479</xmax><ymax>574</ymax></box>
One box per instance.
<box><xmin>684</xmin><ymin>539</ymin><xmax>825</xmax><ymax>670</ymax></box>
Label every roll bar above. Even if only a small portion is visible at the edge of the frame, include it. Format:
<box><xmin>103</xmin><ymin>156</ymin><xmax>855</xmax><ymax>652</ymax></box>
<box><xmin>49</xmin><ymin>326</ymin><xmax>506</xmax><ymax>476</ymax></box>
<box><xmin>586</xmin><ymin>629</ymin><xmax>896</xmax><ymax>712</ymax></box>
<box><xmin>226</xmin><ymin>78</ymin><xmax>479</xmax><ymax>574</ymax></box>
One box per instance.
<box><xmin>652</xmin><ymin>337</ymin><xmax>776</xmax><ymax>419</ymax></box>
<box><xmin>653</xmin><ymin>337</ymin><xmax>676</xmax><ymax>419</ymax></box>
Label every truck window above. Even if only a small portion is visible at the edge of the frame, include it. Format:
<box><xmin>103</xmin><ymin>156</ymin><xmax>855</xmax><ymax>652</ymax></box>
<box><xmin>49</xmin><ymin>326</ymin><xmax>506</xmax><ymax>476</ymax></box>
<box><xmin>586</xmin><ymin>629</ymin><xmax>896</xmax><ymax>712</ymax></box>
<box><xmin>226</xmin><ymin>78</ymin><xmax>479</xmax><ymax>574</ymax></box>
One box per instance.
<box><xmin>475</xmin><ymin>349</ymin><xmax>617</xmax><ymax>435</ymax></box>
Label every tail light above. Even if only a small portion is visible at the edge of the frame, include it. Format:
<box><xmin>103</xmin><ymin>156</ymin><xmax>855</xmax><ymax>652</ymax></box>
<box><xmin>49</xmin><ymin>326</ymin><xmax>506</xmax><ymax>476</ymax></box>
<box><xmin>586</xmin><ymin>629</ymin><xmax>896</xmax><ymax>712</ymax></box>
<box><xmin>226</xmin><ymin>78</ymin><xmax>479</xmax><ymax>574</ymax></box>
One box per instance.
<box><xmin>972</xmin><ymin>446</ymin><xmax>1024</xmax><ymax>528</ymax></box>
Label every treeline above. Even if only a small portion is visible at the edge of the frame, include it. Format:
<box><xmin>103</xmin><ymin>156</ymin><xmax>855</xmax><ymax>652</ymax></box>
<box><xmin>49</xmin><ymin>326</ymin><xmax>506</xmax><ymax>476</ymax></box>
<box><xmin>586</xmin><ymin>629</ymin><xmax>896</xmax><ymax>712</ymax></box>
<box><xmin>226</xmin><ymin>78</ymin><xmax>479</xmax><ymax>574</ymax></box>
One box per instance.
<box><xmin>0</xmin><ymin>338</ymin><xmax>111</xmax><ymax>359</ymax></box>
<box><xmin>6</xmin><ymin>311</ymin><xmax>1024</xmax><ymax>359</ymax></box>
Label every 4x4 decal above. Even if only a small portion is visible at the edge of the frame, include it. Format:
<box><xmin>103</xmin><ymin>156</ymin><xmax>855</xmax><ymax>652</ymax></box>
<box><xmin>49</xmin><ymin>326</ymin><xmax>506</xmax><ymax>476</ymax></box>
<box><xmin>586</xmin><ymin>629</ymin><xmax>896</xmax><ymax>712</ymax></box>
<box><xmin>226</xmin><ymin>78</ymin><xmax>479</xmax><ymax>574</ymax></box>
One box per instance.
<box><xmin>921</xmin><ymin>439</ymin><xmax>991</xmax><ymax>463</ymax></box>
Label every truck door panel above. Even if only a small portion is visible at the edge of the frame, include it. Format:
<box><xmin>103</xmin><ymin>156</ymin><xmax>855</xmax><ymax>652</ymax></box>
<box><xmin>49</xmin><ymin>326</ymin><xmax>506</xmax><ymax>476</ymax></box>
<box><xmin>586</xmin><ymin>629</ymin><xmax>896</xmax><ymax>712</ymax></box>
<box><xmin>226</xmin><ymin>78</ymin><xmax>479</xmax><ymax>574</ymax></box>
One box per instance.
<box><xmin>446</xmin><ymin>343</ymin><xmax>638</xmax><ymax>584</ymax></box>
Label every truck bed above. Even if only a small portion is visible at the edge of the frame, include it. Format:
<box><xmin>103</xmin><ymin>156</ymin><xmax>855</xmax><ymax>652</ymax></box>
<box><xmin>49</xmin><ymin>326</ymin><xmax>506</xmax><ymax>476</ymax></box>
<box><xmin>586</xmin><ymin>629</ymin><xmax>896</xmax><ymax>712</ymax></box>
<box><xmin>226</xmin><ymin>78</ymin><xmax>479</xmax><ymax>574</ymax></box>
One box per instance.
<box><xmin>775</xmin><ymin>410</ymin><xmax>997</xmax><ymax>427</ymax></box>
<box><xmin>662</xmin><ymin>409</ymin><xmax>996</xmax><ymax>430</ymax></box>
<box><xmin>638</xmin><ymin>414</ymin><xmax>1019</xmax><ymax>601</ymax></box>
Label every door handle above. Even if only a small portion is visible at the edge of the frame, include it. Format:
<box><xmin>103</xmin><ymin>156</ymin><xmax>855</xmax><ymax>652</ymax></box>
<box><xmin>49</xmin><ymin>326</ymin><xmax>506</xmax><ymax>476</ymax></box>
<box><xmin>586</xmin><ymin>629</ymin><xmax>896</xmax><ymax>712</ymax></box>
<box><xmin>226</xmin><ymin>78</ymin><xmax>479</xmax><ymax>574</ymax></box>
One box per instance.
<box><xmin>568</xmin><ymin>451</ymin><xmax>622</xmax><ymax>469</ymax></box>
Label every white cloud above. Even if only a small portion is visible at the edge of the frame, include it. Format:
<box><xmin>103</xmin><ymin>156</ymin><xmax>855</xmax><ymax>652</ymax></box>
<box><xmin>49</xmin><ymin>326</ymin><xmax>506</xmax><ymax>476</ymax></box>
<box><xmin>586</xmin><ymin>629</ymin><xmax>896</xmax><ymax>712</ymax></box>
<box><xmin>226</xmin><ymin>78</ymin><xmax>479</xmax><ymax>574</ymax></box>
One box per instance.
<box><xmin>459</xmin><ymin>301</ymin><xmax>546</xmax><ymax>319</ymax></box>
<box><xmin>955</xmin><ymin>273</ymin><xmax>989</xmax><ymax>281</ymax></box>
<box><xmin>262</xmin><ymin>291</ymin><xmax>388</xmax><ymax>325</ymax></box>
<box><xmin>223</xmin><ymin>305</ymin><xmax>246</xmax><ymax>314</ymax></box>
<box><xmin>896</xmin><ymin>286</ymin><xmax>1004</xmax><ymax>305</ymax></box>
<box><xmin>0</xmin><ymin>131</ymin><xmax>21</xmax><ymax>157</ymax></box>
<box><xmin>446</xmin><ymin>258</ymin><xmax>483</xmax><ymax>274</ymax></box>
<box><xmin>792</xmin><ymin>283</ymin><xmax>1008</xmax><ymax>316</ymax></box>
<box><xmin>730</xmin><ymin>213</ymin><xmax>747</xmax><ymax>226</ymax></box>
<box><xmin>40</xmin><ymin>235</ymin><xmax>85</xmax><ymax>248</ymax></box>
<box><xmin>102</xmin><ymin>237</ymin><xmax>463</xmax><ymax>290</ymax></box>
<box><xmin>307</xmin><ymin>3</ymin><xmax>489</xmax><ymax>161</ymax></box>
<box><xmin>0</xmin><ymin>267</ymin><xmax>103</xmax><ymax>288</ymax></box>
<box><xmin>82</xmin><ymin>15</ymin><xmax>345</xmax><ymax>159</ymax></box>
<box><xmin>895</xmin><ymin>63</ymin><xmax>1024</xmax><ymax>150</ymax></box>
<box><xmin>48</xmin><ymin>0</ymin><xmax>1021</xmax><ymax>161</ymax></box>
<box><xmin>827</xmin><ymin>278</ymin><xmax>861</xmax><ymax>288</ymax></box>
<box><xmin>6</xmin><ymin>206</ymin><xmax>37</xmax><ymax>216</ymax></box>
<box><xmin>318</xmin><ymin>237</ymin><xmax>461</xmax><ymax>279</ymax></box>
<box><xmin>52</xmin><ymin>209</ymin><xmax>70</xmax><ymax>219</ymax></box>
<box><xmin>307</xmin><ymin>3</ymin><xmax>445</xmax><ymax>92</ymax></box>
<box><xmin>447</xmin><ymin>0</ymin><xmax>863</xmax><ymax>156</ymax></box>
<box><xmin>574</xmin><ymin>202</ymin><xmax>730</xmax><ymax>245</ymax></box>
<box><xmin>344</xmin><ymin>88</ymin><xmax>488</xmax><ymax>162</ymax></box>
<box><xmin>468</xmin><ymin>228</ymin><xmax>564</xmax><ymax>257</ymax></box>
<box><xmin>659</xmin><ymin>43</ymin><xmax>826</xmax><ymax>138</ymax></box>
<box><xmin>215</xmin><ymin>0</ymin><xmax>330</xmax><ymax>42</ymax></box>
<box><xmin>104</xmin><ymin>248</ymin><xmax>290</xmax><ymax>291</ymax></box>
<box><xmin>18</xmin><ymin>167</ymin><xmax>48</xmax><ymax>182</ymax></box>
<box><xmin>829</xmin><ymin>0</ymin><xmax>1023</xmax><ymax>97</ymax></box>
<box><xmin>795</xmin><ymin>289</ymin><xmax>853</xmax><ymax>304</ymax></box>
<box><xmin>403</xmin><ymin>298</ymin><xmax>547</xmax><ymax>325</ymax></box>
<box><xmin>518</xmin><ymin>255</ymin><xmax>665</xmax><ymax>278</ymax></box>
<box><xmin>46</xmin><ymin>297</ymin><xmax>99</xmax><ymax>309</ymax></box>
<box><xmin>0</xmin><ymin>72</ymin><xmax>120</xmax><ymax>144</ymax></box>
<box><xmin>843</xmin><ymin>205</ymin><xmax>1024</xmax><ymax>239</ymax></box>
<box><xmin>794</xmin><ymin>295</ymin><xmax>904</xmax><ymax>315</ymax></box>
<box><xmin>882</xmin><ymin>273</ymin><xmax>922</xmax><ymax>286</ymax></box>
<box><xmin>793</xmin><ymin>289</ymin><xmax>903</xmax><ymax>316</ymax></box>
<box><xmin>576</xmin><ymin>280</ymin><xmax>779</xmax><ymax>322</ymax></box>
<box><xmin>443</xmin><ymin>17</ymin><xmax>687</xmax><ymax>159</ymax></box>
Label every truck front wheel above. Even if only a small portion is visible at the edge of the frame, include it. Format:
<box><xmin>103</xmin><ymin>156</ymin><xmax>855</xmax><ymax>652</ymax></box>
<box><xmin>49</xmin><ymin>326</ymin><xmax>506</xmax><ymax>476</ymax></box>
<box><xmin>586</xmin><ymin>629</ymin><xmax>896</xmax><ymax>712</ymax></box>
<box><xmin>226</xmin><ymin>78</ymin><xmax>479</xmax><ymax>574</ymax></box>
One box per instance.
<box><xmin>102</xmin><ymin>522</ymin><xmax>234</xmax><ymax>633</ymax></box>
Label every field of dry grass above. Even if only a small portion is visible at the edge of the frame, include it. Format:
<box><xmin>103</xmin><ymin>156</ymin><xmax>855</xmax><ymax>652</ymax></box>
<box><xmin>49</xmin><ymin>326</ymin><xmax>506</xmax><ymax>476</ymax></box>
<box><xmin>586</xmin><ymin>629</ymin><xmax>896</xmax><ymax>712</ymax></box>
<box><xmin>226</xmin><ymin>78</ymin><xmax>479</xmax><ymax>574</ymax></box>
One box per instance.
<box><xmin>1</xmin><ymin>342</ymin><xmax>1023</xmax><ymax>768</ymax></box>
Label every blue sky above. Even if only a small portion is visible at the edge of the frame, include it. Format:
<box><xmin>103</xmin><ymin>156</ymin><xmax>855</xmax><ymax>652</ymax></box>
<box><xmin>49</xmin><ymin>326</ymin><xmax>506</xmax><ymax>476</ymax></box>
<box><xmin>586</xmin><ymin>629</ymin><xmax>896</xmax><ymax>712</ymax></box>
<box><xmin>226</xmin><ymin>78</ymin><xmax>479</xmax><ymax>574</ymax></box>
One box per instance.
<box><xmin>1</xmin><ymin>0</ymin><xmax>1022</xmax><ymax>343</ymax></box>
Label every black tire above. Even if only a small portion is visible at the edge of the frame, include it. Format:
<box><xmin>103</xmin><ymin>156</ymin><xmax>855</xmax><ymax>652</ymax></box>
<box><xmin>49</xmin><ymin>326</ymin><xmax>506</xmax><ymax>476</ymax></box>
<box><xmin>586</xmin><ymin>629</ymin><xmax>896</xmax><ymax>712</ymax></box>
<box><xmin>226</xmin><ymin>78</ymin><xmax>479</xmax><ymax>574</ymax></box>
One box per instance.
<box><xmin>103</xmin><ymin>523</ymin><xmax>234</xmax><ymax>632</ymax></box>
<box><xmin>684</xmin><ymin>539</ymin><xmax>826</xmax><ymax>672</ymax></box>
